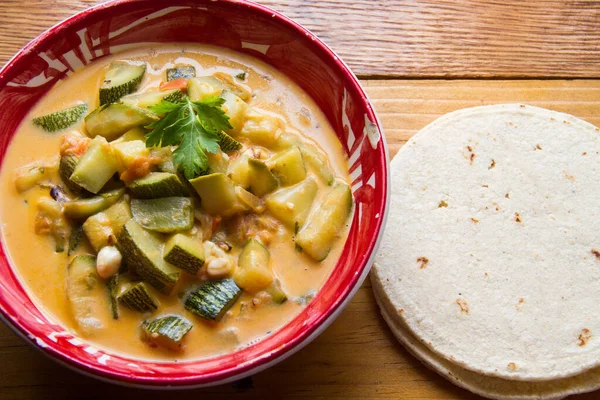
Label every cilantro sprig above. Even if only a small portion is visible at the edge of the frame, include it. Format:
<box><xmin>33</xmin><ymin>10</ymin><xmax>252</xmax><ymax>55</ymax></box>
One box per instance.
<box><xmin>146</xmin><ymin>97</ymin><xmax>232</xmax><ymax>179</ymax></box>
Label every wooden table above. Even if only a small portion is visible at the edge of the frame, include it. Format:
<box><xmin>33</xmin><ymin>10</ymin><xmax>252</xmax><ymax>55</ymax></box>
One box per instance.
<box><xmin>1</xmin><ymin>1</ymin><xmax>599</xmax><ymax>398</ymax></box>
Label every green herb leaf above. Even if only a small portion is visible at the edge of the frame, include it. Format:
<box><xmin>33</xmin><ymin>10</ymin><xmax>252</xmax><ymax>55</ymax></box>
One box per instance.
<box><xmin>145</xmin><ymin>97</ymin><xmax>231</xmax><ymax>179</ymax></box>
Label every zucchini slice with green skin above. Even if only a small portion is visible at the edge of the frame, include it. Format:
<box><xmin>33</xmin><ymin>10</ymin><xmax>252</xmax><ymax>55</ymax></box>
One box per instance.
<box><xmin>265</xmin><ymin>177</ymin><xmax>318</xmax><ymax>229</ymax></box>
<box><xmin>67</xmin><ymin>255</ymin><xmax>104</xmax><ymax>334</ymax></box>
<box><xmin>166</xmin><ymin>66</ymin><xmax>196</xmax><ymax>81</ymax></box>
<box><xmin>107</xmin><ymin>274</ymin><xmax>119</xmax><ymax>319</ymax></box>
<box><xmin>217</xmin><ymin>131</ymin><xmax>242</xmax><ymax>153</ymax></box>
<box><xmin>189</xmin><ymin>173</ymin><xmax>246</xmax><ymax>216</ymax></box>
<box><xmin>300</xmin><ymin>145</ymin><xmax>335</xmax><ymax>186</ymax></box>
<box><xmin>141</xmin><ymin>315</ymin><xmax>193</xmax><ymax>350</ymax></box>
<box><xmin>163</xmin><ymin>234</ymin><xmax>205</xmax><ymax>274</ymax></box>
<box><xmin>62</xmin><ymin>188</ymin><xmax>125</xmax><ymax>219</ymax></box>
<box><xmin>295</xmin><ymin>182</ymin><xmax>353</xmax><ymax>261</ymax></box>
<box><xmin>70</xmin><ymin>136</ymin><xmax>119</xmax><ymax>194</ymax></box>
<box><xmin>234</xmin><ymin>238</ymin><xmax>273</xmax><ymax>293</ymax></box>
<box><xmin>184</xmin><ymin>279</ymin><xmax>242</xmax><ymax>321</ymax></box>
<box><xmin>59</xmin><ymin>154</ymin><xmax>86</xmax><ymax>194</ymax></box>
<box><xmin>100</xmin><ymin>62</ymin><xmax>146</xmax><ymax>105</ymax></box>
<box><xmin>67</xmin><ymin>223</ymin><xmax>84</xmax><ymax>256</ymax></box>
<box><xmin>127</xmin><ymin>172</ymin><xmax>189</xmax><ymax>199</ymax></box>
<box><xmin>131</xmin><ymin>197</ymin><xmax>194</xmax><ymax>233</ymax></box>
<box><xmin>120</xmin><ymin>89</ymin><xmax>184</xmax><ymax>109</ymax></box>
<box><xmin>266</xmin><ymin>279</ymin><xmax>288</xmax><ymax>304</ymax></box>
<box><xmin>117</xmin><ymin>219</ymin><xmax>181</xmax><ymax>294</ymax></box>
<box><xmin>32</xmin><ymin>103</ymin><xmax>88</xmax><ymax>133</ymax></box>
<box><xmin>118</xmin><ymin>281</ymin><xmax>158</xmax><ymax>313</ymax></box>
<box><xmin>85</xmin><ymin>103</ymin><xmax>159</xmax><ymax>142</ymax></box>
<box><xmin>268</xmin><ymin>146</ymin><xmax>306</xmax><ymax>186</ymax></box>
<box><xmin>247</xmin><ymin>158</ymin><xmax>278</xmax><ymax>197</ymax></box>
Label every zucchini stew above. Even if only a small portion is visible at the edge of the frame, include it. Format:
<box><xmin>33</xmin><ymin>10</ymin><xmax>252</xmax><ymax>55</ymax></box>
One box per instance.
<box><xmin>0</xmin><ymin>46</ymin><xmax>353</xmax><ymax>360</ymax></box>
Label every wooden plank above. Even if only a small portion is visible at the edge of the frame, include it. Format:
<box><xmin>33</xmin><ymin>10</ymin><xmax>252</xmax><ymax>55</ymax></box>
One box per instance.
<box><xmin>1</xmin><ymin>0</ymin><xmax>600</xmax><ymax>78</ymax></box>
<box><xmin>1</xmin><ymin>79</ymin><xmax>599</xmax><ymax>399</ymax></box>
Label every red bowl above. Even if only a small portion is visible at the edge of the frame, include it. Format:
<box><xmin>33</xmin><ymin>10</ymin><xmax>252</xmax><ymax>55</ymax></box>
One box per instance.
<box><xmin>0</xmin><ymin>0</ymin><xmax>389</xmax><ymax>388</ymax></box>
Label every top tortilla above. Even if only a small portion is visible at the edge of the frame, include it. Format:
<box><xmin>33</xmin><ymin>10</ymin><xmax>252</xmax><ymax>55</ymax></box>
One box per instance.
<box><xmin>373</xmin><ymin>104</ymin><xmax>600</xmax><ymax>380</ymax></box>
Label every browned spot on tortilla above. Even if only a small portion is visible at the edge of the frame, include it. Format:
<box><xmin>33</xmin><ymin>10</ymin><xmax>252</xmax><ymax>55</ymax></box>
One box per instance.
<box><xmin>520</xmin><ymin>104</ymin><xmax>525</xmax><ymax>108</ymax></box>
<box><xmin>535</xmin><ymin>144</ymin><xmax>542</xmax><ymax>150</ymax></box>
<box><xmin>578</xmin><ymin>329</ymin><xmax>592</xmax><ymax>347</ymax></box>
<box><xmin>466</xmin><ymin>146</ymin><xmax>475</xmax><ymax>165</ymax></box>
<box><xmin>564</xmin><ymin>171</ymin><xmax>575</xmax><ymax>182</ymax></box>
<box><xmin>482</xmin><ymin>184</ymin><xmax>489</xmax><ymax>188</ymax></box>
<box><xmin>516</xmin><ymin>297</ymin><xmax>525</xmax><ymax>311</ymax></box>
<box><xmin>484</xmin><ymin>272</ymin><xmax>489</xmax><ymax>277</ymax></box>
<box><xmin>592</xmin><ymin>249</ymin><xmax>600</xmax><ymax>260</ymax></box>
<box><xmin>438</xmin><ymin>200</ymin><xmax>448</xmax><ymax>208</ymax></box>
<box><xmin>583</xmin><ymin>152</ymin><xmax>587</xmax><ymax>156</ymax></box>
<box><xmin>470</xmin><ymin>218</ymin><xmax>479</xmax><ymax>223</ymax></box>
<box><xmin>398</xmin><ymin>308</ymin><xmax>404</xmax><ymax>313</ymax></box>
<box><xmin>514</xmin><ymin>212</ymin><xmax>522</xmax><ymax>223</ymax></box>
<box><xmin>488</xmin><ymin>159</ymin><xmax>496</xmax><ymax>169</ymax></box>
<box><xmin>456</xmin><ymin>298</ymin><xmax>469</xmax><ymax>314</ymax></box>
<box><xmin>508</xmin><ymin>362</ymin><xmax>518</xmax><ymax>372</ymax></box>
<box><xmin>417</xmin><ymin>257</ymin><xmax>429</xmax><ymax>269</ymax></box>
<box><xmin>505</xmin><ymin>193</ymin><xmax>510</xmax><ymax>199</ymax></box>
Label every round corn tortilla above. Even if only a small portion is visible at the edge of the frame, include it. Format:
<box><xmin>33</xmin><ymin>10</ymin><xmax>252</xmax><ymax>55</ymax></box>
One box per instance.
<box><xmin>371</xmin><ymin>267</ymin><xmax>600</xmax><ymax>400</ymax></box>
<box><xmin>374</xmin><ymin>104</ymin><xmax>600</xmax><ymax>381</ymax></box>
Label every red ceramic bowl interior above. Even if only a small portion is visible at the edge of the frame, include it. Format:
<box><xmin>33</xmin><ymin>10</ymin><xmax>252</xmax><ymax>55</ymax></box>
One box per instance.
<box><xmin>0</xmin><ymin>0</ymin><xmax>388</xmax><ymax>388</ymax></box>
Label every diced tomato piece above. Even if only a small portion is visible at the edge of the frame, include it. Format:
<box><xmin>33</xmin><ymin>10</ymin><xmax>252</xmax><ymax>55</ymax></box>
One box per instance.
<box><xmin>160</xmin><ymin>78</ymin><xmax>188</xmax><ymax>92</ymax></box>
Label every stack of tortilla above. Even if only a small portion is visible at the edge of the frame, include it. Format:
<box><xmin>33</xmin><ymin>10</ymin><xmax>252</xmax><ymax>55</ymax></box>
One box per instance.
<box><xmin>372</xmin><ymin>104</ymin><xmax>600</xmax><ymax>399</ymax></box>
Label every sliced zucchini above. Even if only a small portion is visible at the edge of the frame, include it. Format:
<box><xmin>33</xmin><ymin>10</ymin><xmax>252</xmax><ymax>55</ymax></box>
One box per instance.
<box><xmin>32</xmin><ymin>103</ymin><xmax>88</xmax><ymax>133</ymax></box>
<box><xmin>82</xmin><ymin>197</ymin><xmax>132</xmax><ymax>251</ymax></box>
<box><xmin>220</xmin><ymin>90</ymin><xmax>248</xmax><ymax>133</ymax></box>
<box><xmin>120</xmin><ymin>89</ymin><xmax>184</xmax><ymax>109</ymax></box>
<box><xmin>14</xmin><ymin>165</ymin><xmax>48</xmax><ymax>193</ymax></box>
<box><xmin>107</xmin><ymin>274</ymin><xmax>119</xmax><ymax>319</ymax></box>
<box><xmin>110</xmin><ymin>127</ymin><xmax>147</xmax><ymax>144</ymax></box>
<box><xmin>131</xmin><ymin>197</ymin><xmax>194</xmax><ymax>233</ymax></box>
<box><xmin>163</xmin><ymin>234</ymin><xmax>205</xmax><ymax>274</ymax></box>
<box><xmin>100</xmin><ymin>62</ymin><xmax>146</xmax><ymax>105</ymax></box>
<box><xmin>300</xmin><ymin>145</ymin><xmax>335</xmax><ymax>185</ymax></box>
<box><xmin>206</xmin><ymin>149</ymin><xmax>229</xmax><ymax>175</ymax></box>
<box><xmin>184</xmin><ymin>279</ymin><xmax>242</xmax><ymax>321</ymax></box>
<box><xmin>127</xmin><ymin>172</ymin><xmax>189</xmax><ymax>199</ymax></box>
<box><xmin>166</xmin><ymin>65</ymin><xmax>196</xmax><ymax>81</ymax></box>
<box><xmin>234</xmin><ymin>238</ymin><xmax>273</xmax><ymax>293</ymax></box>
<box><xmin>189</xmin><ymin>173</ymin><xmax>243</xmax><ymax>216</ymax></box>
<box><xmin>67</xmin><ymin>223</ymin><xmax>84</xmax><ymax>256</ymax></box>
<box><xmin>265</xmin><ymin>177</ymin><xmax>318</xmax><ymax>228</ymax></box>
<box><xmin>187</xmin><ymin>76</ymin><xmax>225</xmax><ymax>101</ymax></box>
<box><xmin>247</xmin><ymin>158</ymin><xmax>278</xmax><ymax>197</ymax></box>
<box><xmin>70</xmin><ymin>136</ymin><xmax>119</xmax><ymax>194</ymax></box>
<box><xmin>227</xmin><ymin>154</ymin><xmax>250</xmax><ymax>188</ymax></box>
<box><xmin>85</xmin><ymin>103</ymin><xmax>159</xmax><ymax>142</ymax></box>
<box><xmin>141</xmin><ymin>315</ymin><xmax>193</xmax><ymax>350</ymax></box>
<box><xmin>266</xmin><ymin>279</ymin><xmax>288</xmax><ymax>304</ymax></box>
<box><xmin>117</xmin><ymin>220</ymin><xmax>181</xmax><ymax>294</ymax></box>
<box><xmin>67</xmin><ymin>255</ymin><xmax>104</xmax><ymax>334</ymax></box>
<box><xmin>118</xmin><ymin>282</ymin><xmax>158</xmax><ymax>312</ymax></box>
<box><xmin>218</xmin><ymin>131</ymin><xmax>242</xmax><ymax>153</ymax></box>
<box><xmin>112</xmin><ymin>140</ymin><xmax>150</xmax><ymax>173</ymax></box>
<box><xmin>295</xmin><ymin>182</ymin><xmax>353</xmax><ymax>261</ymax></box>
<box><xmin>59</xmin><ymin>154</ymin><xmax>86</xmax><ymax>193</ymax></box>
<box><xmin>268</xmin><ymin>146</ymin><xmax>306</xmax><ymax>186</ymax></box>
<box><xmin>62</xmin><ymin>188</ymin><xmax>125</xmax><ymax>219</ymax></box>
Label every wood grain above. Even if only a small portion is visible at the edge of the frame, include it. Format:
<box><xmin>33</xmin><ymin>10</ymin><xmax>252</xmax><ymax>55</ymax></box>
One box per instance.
<box><xmin>1</xmin><ymin>0</ymin><xmax>600</xmax><ymax>78</ymax></box>
<box><xmin>1</xmin><ymin>79</ymin><xmax>600</xmax><ymax>399</ymax></box>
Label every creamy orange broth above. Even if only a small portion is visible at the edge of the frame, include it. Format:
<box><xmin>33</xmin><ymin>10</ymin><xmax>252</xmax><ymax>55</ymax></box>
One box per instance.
<box><xmin>0</xmin><ymin>45</ymin><xmax>351</xmax><ymax>361</ymax></box>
